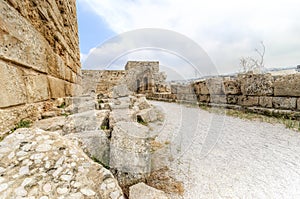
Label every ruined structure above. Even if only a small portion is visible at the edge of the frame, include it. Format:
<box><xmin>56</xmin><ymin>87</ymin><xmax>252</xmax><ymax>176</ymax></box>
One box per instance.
<box><xmin>0</xmin><ymin>0</ymin><xmax>81</xmax><ymax>133</ymax></box>
<box><xmin>82</xmin><ymin>61</ymin><xmax>170</xmax><ymax>97</ymax></box>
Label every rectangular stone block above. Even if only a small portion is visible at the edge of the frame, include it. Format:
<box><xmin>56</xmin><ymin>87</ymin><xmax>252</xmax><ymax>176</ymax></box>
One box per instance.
<box><xmin>223</xmin><ymin>79</ymin><xmax>241</xmax><ymax>95</ymax></box>
<box><xmin>239</xmin><ymin>73</ymin><xmax>274</xmax><ymax>96</ymax></box>
<box><xmin>210</xmin><ymin>95</ymin><xmax>227</xmax><ymax>104</ymax></box>
<box><xmin>274</xmin><ymin>74</ymin><xmax>300</xmax><ymax>97</ymax></box>
<box><xmin>48</xmin><ymin>76</ymin><xmax>66</xmax><ymax>98</ymax></box>
<box><xmin>24</xmin><ymin>73</ymin><xmax>50</xmax><ymax>103</ymax></box>
<box><xmin>198</xmin><ymin>95</ymin><xmax>210</xmax><ymax>103</ymax></box>
<box><xmin>298</xmin><ymin>98</ymin><xmax>300</xmax><ymax>110</ymax></box>
<box><xmin>206</xmin><ymin>78</ymin><xmax>224</xmax><ymax>95</ymax></box>
<box><xmin>226</xmin><ymin>95</ymin><xmax>238</xmax><ymax>104</ymax></box>
<box><xmin>238</xmin><ymin>96</ymin><xmax>259</xmax><ymax>106</ymax></box>
<box><xmin>272</xmin><ymin>97</ymin><xmax>297</xmax><ymax>110</ymax></box>
<box><xmin>259</xmin><ymin>96</ymin><xmax>273</xmax><ymax>108</ymax></box>
<box><xmin>193</xmin><ymin>81</ymin><xmax>209</xmax><ymax>95</ymax></box>
<box><xmin>0</xmin><ymin>61</ymin><xmax>27</xmax><ymax>108</ymax></box>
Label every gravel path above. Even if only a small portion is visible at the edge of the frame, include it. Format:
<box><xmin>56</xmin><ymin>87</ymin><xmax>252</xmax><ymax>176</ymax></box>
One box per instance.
<box><xmin>151</xmin><ymin>101</ymin><xmax>300</xmax><ymax>199</ymax></box>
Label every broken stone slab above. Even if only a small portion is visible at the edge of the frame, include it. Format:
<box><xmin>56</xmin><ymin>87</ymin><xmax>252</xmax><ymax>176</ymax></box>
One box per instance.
<box><xmin>63</xmin><ymin>110</ymin><xmax>109</xmax><ymax>134</ymax></box>
<box><xmin>64</xmin><ymin>130</ymin><xmax>110</xmax><ymax>167</ymax></box>
<box><xmin>110</xmin><ymin>97</ymin><xmax>132</xmax><ymax>109</ymax></box>
<box><xmin>109</xmin><ymin>109</ymin><xmax>136</xmax><ymax>128</ymax></box>
<box><xmin>112</xmin><ymin>85</ymin><xmax>131</xmax><ymax>98</ymax></box>
<box><xmin>64</xmin><ymin>96</ymin><xmax>94</xmax><ymax>107</ymax></box>
<box><xmin>137</xmin><ymin>108</ymin><xmax>158</xmax><ymax>123</ymax></box>
<box><xmin>110</xmin><ymin>121</ymin><xmax>151</xmax><ymax>175</ymax></box>
<box><xmin>129</xmin><ymin>183</ymin><xmax>170</xmax><ymax>199</ymax></box>
<box><xmin>77</xmin><ymin>101</ymin><xmax>96</xmax><ymax>113</ymax></box>
<box><xmin>135</xmin><ymin>96</ymin><xmax>152</xmax><ymax>110</ymax></box>
<box><xmin>33</xmin><ymin>116</ymin><xmax>66</xmax><ymax>132</ymax></box>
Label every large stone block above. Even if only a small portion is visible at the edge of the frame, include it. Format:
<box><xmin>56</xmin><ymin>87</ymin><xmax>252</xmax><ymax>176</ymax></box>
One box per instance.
<box><xmin>48</xmin><ymin>76</ymin><xmax>66</xmax><ymax>98</ymax></box>
<box><xmin>0</xmin><ymin>61</ymin><xmax>27</xmax><ymax>108</ymax></box>
<box><xmin>259</xmin><ymin>97</ymin><xmax>273</xmax><ymax>108</ymax></box>
<box><xmin>129</xmin><ymin>183</ymin><xmax>169</xmax><ymax>199</ymax></box>
<box><xmin>206</xmin><ymin>78</ymin><xmax>224</xmax><ymax>95</ymax></box>
<box><xmin>210</xmin><ymin>95</ymin><xmax>227</xmax><ymax>104</ymax></box>
<box><xmin>298</xmin><ymin>98</ymin><xmax>300</xmax><ymax>110</ymax></box>
<box><xmin>223</xmin><ymin>79</ymin><xmax>241</xmax><ymax>95</ymax></box>
<box><xmin>239</xmin><ymin>73</ymin><xmax>274</xmax><ymax>96</ymax></box>
<box><xmin>24</xmin><ymin>73</ymin><xmax>49</xmax><ymax>103</ymax></box>
<box><xmin>272</xmin><ymin>97</ymin><xmax>297</xmax><ymax>110</ymax></box>
<box><xmin>274</xmin><ymin>74</ymin><xmax>300</xmax><ymax>97</ymax></box>
<box><xmin>193</xmin><ymin>81</ymin><xmax>210</xmax><ymax>95</ymax></box>
<box><xmin>226</xmin><ymin>95</ymin><xmax>238</xmax><ymax>104</ymax></box>
<box><xmin>238</xmin><ymin>96</ymin><xmax>259</xmax><ymax>106</ymax></box>
<box><xmin>198</xmin><ymin>95</ymin><xmax>210</xmax><ymax>103</ymax></box>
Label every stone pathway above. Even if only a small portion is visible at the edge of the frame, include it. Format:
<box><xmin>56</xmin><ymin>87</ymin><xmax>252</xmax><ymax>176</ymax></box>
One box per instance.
<box><xmin>151</xmin><ymin>101</ymin><xmax>300</xmax><ymax>198</ymax></box>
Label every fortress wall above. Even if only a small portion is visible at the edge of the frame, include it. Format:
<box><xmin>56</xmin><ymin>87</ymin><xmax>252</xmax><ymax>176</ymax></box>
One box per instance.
<box><xmin>0</xmin><ymin>0</ymin><xmax>81</xmax><ymax>132</ymax></box>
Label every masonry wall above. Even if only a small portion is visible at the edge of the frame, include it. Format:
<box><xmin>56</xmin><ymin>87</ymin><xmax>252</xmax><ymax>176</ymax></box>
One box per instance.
<box><xmin>147</xmin><ymin>73</ymin><xmax>300</xmax><ymax>119</ymax></box>
<box><xmin>0</xmin><ymin>0</ymin><xmax>81</xmax><ymax>132</ymax></box>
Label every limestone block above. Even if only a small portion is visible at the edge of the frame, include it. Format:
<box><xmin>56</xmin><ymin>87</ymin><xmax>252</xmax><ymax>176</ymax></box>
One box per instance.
<box><xmin>33</xmin><ymin>116</ymin><xmax>65</xmax><ymax>131</ymax></box>
<box><xmin>110</xmin><ymin>97</ymin><xmax>131</xmax><ymax>109</ymax></box>
<box><xmin>48</xmin><ymin>76</ymin><xmax>66</xmax><ymax>98</ymax></box>
<box><xmin>0</xmin><ymin>61</ymin><xmax>27</xmax><ymax>108</ymax></box>
<box><xmin>239</xmin><ymin>73</ymin><xmax>274</xmax><ymax>96</ymax></box>
<box><xmin>238</xmin><ymin>96</ymin><xmax>259</xmax><ymax>106</ymax></box>
<box><xmin>210</xmin><ymin>95</ymin><xmax>227</xmax><ymax>104</ymax></box>
<box><xmin>137</xmin><ymin>108</ymin><xmax>158</xmax><ymax>123</ymax></box>
<box><xmin>110</xmin><ymin>121</ymin><xmax>150</xmax><ymax>175</ymax></box>
<box><xmin>112</xmin><ymin>84</ymin><xmax>130</xmax><ymax>98</ymax></box>
<box><xmin>109</xmin><ymin>109</ymin><xmax>136</xmax><ymax>127</ymax></box>
<box><xmin>24</xmin><ymin>73</ymin><xmax>49</xmax><ymax>103</ymax></box>
<box><xmin>70</xmin><ymin>130</ymin><xmax>110</xmax><ymax>167</ymax></box>
<box><xmin>198</xmin><ymin>95</ymin><xmax>210</xmax><ymax>103</ymax></box>
<box><xmin>193</xmin><ymin>81</ymin><xmax>210</xmax><ymax>95</ymax></box>
<box><xmin>206</xmin><ymin>78</ymin><xmax>225</xmax><ymax>95</ymax></box>
<box><xmin>298</xmin><ymin>98</ymin><xmax>300</xmax><ymax>110</ymax></box>
<box><xmin>135</xmin><ymin>97</ymin><xmax>152</xmax><ymax>110</ymax></box>
<box><xmin>223</xmin><ymin>79</ymin><xmax>241</xmax><ymax>95</ymax></box>
<box><xmin>129</xmin><ymin>183</ymin><xmax>169</xmax><ymax>199</ymax></box>
<box><xmin>259</xmin><ymin>97</ymin><xmax>273</xmax><ymax>108</ymax></box>
<box><xmin>272</xmin><ymin>97</ymin><xmax>297</xmax><ymax>110</ymax></box>
<box><xmin>226</xmin><ymin>95</ymin><xmax>238</xmax><ymax>104</ymax></box>
<box><xmin>274</xmin><ymin>74</ymin><xmax>300</xmax><ymax>97</ymax></box>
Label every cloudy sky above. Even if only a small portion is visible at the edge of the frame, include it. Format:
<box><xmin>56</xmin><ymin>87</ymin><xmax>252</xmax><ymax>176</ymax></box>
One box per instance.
<box><xmin>76</xmin><ymin>0</ymin><xmax>300</xmax><ymax>79</ymax></box>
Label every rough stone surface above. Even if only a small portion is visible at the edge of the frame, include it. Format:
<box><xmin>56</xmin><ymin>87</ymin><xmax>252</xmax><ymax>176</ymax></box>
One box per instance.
<box><xmin>223</xmin><ymin>79</ymin><xmax>241</xmax><ymax>95</ymax></box>
<box><xmin>272</xmin><ymin>97</ymin><xmax>297</xmax><ymax>110</ymax></box>
<box><xmin>137</xmin><ymin>108</ymin><xmax>158</xmax><ymax>123</ymax></box>
<box><xmin>274</xmin><ymin>74</ymin><xmax>300</xmax><ymax>96</ymax></box>
<box><xmin>129</xmin><ymin>183</ymin><xmax>169</xmax><ymax>199</ymax></box>
<box><xmin>112</xmin><ymin>85</ymin><xmax>130</xmax><ymax>98</ymax></box>
<box><xmin>239</xmin><ymin>73</ymin><xmax>274</xmax><ymax>96</ymax></box>
<box><xmin>298</xmin><ymin>98</ymin><xmax>300</xmax><ymax>110</ymax></box>
<box><xmin>259</xmin><ymin>96</ymin><xmax>273</xmax><ymax>108</ymax></box>
<box><xmin>193</xmin><ymin>81</ymin><xmax>210</xmax><ymax>95</ymax></box>
<box><xmin>0</xmin><ymin>128</ymin><xmax>123</xmax><ymax>199</ymax></box>
<box><xmin>206</xmin><ymin>78</ymin><xmax>224</xmax><ymax>95</ymax></box>
<box><xmin>33</xmin><ymin>116</ymin><xmax>65</xmax><ymax>132</ymax></box>
<box><xmin>238</xmin><ymin>96</ymin><xmax>259</xmax><ymax>106</ymax></box>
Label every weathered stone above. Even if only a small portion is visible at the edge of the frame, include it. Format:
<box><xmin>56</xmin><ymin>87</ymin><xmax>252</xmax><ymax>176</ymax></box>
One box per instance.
<box><xmin>210</xmin><ymin>95</ymin><xmax>227</xmax><ymax>104</ymax></box>
<box><xmin>272</xmin><ymin>97</ymin><xmax>297</xmax><ymax>110</ymax></box>
<box><xmin>259</xmin><ymin>97</ymin><xmax>273</xmax><ymax>108</ymax></box>
<box><xmin>274</xmin><ymin>74</ymin><xmax>300</xmax><ymax>97</ymax></box>
<box><xmin>193</xmin><ymin>81</ymin><xmax>210</xmax><ymax>95</ymax></box>
<box><xmin>34</xmin><ymin>116</ymin><xmax>65</xmax><ymax>132</ymax></box>
<box><xmin>226</xmin><ymin>95</ymin><xmax>238</xmax><ymax>104</ymax></box>
<box><xmin>24</xmin><ymin>73</ymin><xmax>50</xmax><ymax>103</ymax></box>
<box><xmin>110</xmin><ymin>97</ymin><xmax>131</xmax><ymax>109</ymax></box>
<box><xmin>239</xmin><ymin>73</ymin><xmax>274</xmax><ymax>96</ymax></box>
<box><xmin>129</xmin><ymin>183</ymin><xmax>169</xmax><ymax>199</ymax></box>
<box><xmin>0</xmin><ymin>61</ymin><xmax>27</xmax><ymax>108</ymax></box>
<box><xmin>69</xmin><ymin>131</ymin><xmax>110</xmax><ymax>167</ymax></box>
<box><xmin>297</xmin><ymin>98</ymin><xmax>300</xmax><ymax>110</ymax></box>
<box><xmin>109</xmin><ymin>109</ymin><xmax>136</xmax><ymax>127</ymax></box>
<box><xmin>48</xmin><ymin>76</ymin><xmax>66</xmax><ymax>99</ymax></box>
<box><xmin>63</xmin><ymin>110</ymin><xmax>109</xmax><ymax>134</ymax></box>
<box><xmin>198</xmin><ymin>95</ymin><xmax>210</xmax><ymax>103</ymax></box>
<box><xmin>223</xmin><ymin>79</ymin><xmax>241</xmax><ymax>95</ymax></box>
<box><xmin>206</xmin><ymin>78</ymin><xmax>224</xmax><ymax>95</ymax></box>
<box><xmin>110</xmin><ymin>122</ymin><xmax>150</xmax><ymax>175</ymax></box>
<box><xmin>238</xmin><ymin>96</ymin><xmax>259</xmax><ymax>106</ymax></box>
<box><xmin>137</xmin><ymin>108</ymin><xmax>158</xmax><ymax>123</ymax></box>
<box><xmin>112</xmin><ymin>85</ymin><xmax>130</xmax><ymax>98</ymax></box>
<box><xmin>135</xmin><ymin>97</ymin><xmax>152</xmax><ymax>110</ymax></box>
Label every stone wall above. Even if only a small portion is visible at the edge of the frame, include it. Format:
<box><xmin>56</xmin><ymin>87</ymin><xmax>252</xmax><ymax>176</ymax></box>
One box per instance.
<box><xmin>148</xmin><ymin>73</ymin><xmax>300</xmax><ymax>118</ymax></box>
<box><xmin>82</xmin><ymin>61</ymin><xmax>169</xmax><ymax>96</ymax></box>
<box><xmin>0</xmin><ymin>0</ymin><xmax>81</xmax><ymax>132</ymax></box>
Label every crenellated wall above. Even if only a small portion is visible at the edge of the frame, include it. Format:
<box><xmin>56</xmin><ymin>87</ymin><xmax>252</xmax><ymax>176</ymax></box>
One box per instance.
<box><xmin>0</xmin><ymin>0</ymin><xmax>81</xmax><ymax>132</ymax></box>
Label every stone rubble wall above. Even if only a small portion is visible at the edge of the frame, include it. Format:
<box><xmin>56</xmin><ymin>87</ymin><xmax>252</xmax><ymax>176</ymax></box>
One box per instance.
<box><xmin>148</xmin><ymin>73</ymin><xmax>300</xmax><ymax>118</ymax></box>
<box><xmin>0</xmin><ymin>0</ymin><xmax>81</xmax><ymax>132</ymax></box>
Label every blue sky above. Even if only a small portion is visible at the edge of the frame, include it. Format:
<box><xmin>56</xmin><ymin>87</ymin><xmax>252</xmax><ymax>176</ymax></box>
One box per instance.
<box><xmin>76</xmin><ymin>0</ymin><xmax>300</xmax><ymax>78</ymax></box>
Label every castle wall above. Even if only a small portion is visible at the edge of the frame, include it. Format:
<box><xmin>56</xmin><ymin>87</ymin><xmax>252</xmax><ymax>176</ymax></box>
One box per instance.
<box><xmin>0</xmin><ymin>0</ymin><xmax>81</xmax><ymax>132</ymax></box>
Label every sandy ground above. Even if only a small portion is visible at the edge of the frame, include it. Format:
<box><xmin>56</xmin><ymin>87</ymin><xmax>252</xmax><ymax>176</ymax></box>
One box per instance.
<box><xmin>151</xmin><ymin>101</ymin><xmax>300</xmax><ymax>199</ymax></box>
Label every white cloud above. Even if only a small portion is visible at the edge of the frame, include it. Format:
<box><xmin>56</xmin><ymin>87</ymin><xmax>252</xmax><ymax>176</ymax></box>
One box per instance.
<box><xmin>80</xmin><ymin>0</ymin><xmax>300</xmax><ymax>75</ymax></box>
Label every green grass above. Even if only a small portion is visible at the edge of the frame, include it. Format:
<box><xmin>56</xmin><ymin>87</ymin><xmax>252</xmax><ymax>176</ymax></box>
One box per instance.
<box><xmin>57</xmin><ymin>102</ymin><xmax>66</xmax><ymax>109</ymax></box>
<box><xmin>11</xmin><ymin>120</ymin><xmax>31</xmax><ymax>132</ymax></box>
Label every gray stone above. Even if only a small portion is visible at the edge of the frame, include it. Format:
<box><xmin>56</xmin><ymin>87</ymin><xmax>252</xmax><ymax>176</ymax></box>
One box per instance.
<box><xmin>112</xmin><ymin>85</ymin><xmax>130</xmax><ymax>98</ymax></box>
<box><xmin>239</xmin><ymin>73</ymin><xmax>274</xmax><ymax>96</ymax></box>
<box><xmin>259</xmin><ymin>97</ymin><xmax>273</xmax><ymax>108</ymax></box>
<box><xmin>137</xmin><ymin>108</ymin><xmax>158</xmax><ymax>123</ymax></box>
<box><xmin>129</xmin><ymin>183</ymin><xmax>169</xmax><ymax>199</ymax></box>
<box><xmin>135</xmin><ymin>97</ymin><xmax>152</xmax><ymax>110</ymax></box>
<box><xmin>272</xmin><ymin>97</ymin><xmax>297</xmax><ymax>110</ymax></box>
<box><xmin>274</xmin><ymin>74</ymin><xmax>300</xmax><ymax>97</ymax></box>
<box><xmin>33</xmin><ymin>116</ymin><xmax>66</xmax><ymax>131</ymax></box>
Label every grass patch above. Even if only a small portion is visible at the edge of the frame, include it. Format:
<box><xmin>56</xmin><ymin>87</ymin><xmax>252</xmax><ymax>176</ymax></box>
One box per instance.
<box><xmin>57</xmin><ymin>102</ymin><xmax>66</xmax><ymax>109</ymax></box>
<box><xmin>11</xmin><ymin>120</ymin><xmax>31</xmax><ymax>132</ymax></box>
